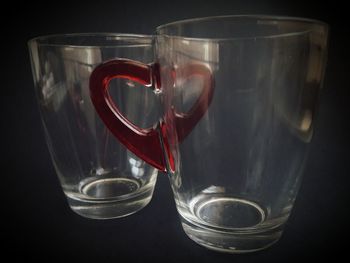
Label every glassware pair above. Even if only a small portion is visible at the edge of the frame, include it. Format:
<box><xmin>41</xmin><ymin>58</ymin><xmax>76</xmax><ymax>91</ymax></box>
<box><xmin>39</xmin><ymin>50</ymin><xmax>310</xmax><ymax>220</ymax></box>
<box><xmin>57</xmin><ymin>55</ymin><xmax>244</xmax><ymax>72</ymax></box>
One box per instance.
<box><xmin>28</xmin><ymin>15</ymin><xmax>328</xmax><ymax>253</ymax></box>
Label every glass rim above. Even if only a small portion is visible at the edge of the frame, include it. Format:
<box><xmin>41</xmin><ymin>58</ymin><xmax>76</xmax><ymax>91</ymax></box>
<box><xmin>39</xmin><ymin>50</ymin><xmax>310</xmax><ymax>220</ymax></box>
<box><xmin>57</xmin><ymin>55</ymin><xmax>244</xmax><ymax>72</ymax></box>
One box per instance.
<box><xmin>156</xmin><ymin>14</ymin><xmax>329</xmax><ymax>41</ymax></box>
<box><xmin>27</xmin><ymin>33</ymin><xmax>154</xmax><ymax>48</ymax></box>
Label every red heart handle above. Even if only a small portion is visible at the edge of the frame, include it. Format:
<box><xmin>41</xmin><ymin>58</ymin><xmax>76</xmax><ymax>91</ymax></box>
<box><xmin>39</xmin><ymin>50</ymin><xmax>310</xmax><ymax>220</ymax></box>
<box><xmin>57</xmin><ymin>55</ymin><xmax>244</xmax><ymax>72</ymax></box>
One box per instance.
<box><xmin>89</xmin><ymin>59</ymin><xmax>213</xmax><ymax>172</ymax></box>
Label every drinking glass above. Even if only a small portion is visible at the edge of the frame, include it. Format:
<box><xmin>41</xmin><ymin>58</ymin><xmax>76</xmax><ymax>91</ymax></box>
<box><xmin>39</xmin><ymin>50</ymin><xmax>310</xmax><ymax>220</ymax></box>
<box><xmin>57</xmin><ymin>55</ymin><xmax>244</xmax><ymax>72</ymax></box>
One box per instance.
<box><xmin>28</xmin><ymin>34</ymin><xmax>159</xmax><ymax>219</ymax></box>
<box><xmin>156</xmin><ymin>15</ymin><xmax>329</xmax><ymax>252</ymax></box>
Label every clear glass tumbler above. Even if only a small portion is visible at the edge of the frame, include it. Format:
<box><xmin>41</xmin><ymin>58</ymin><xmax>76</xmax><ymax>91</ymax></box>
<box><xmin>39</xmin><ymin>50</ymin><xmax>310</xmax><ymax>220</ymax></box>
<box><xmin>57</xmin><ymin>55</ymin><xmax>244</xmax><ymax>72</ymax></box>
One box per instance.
<box><xmin>28</xmin><ymin>34</ymin><xmax>159</xmax><ymax>219</ymax></box>
<box><xmin>156</xmin><ymin>15</ymin><xmax>329</xmax><ymax>252</ymax></box>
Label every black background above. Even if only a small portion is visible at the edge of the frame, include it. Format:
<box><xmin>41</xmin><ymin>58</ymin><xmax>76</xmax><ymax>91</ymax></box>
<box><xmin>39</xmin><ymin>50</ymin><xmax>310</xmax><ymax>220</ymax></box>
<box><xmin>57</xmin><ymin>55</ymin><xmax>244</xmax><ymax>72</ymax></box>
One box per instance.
<box><xmin>3</xmin><ymin>0</ymin><xmax>349</xmax><ymax>261</ymax></box>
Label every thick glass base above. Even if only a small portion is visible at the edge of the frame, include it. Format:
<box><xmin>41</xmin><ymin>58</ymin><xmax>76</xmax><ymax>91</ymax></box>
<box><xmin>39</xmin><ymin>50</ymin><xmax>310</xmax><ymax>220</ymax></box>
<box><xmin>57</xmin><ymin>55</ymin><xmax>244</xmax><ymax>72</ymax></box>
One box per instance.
<box><xmin>177</xmin><ymin>193</ymin><xmax>285</xmax><ymax>253</ymax></box>
<box><xmin>181</xmin><ymin>215</ymin><xmax>283</xmax><ymax>253</ymax></box>
<box><xmin>65</xmin><ymin>177</ymin><xmax>155</xmax><ymax>219</ymax></box>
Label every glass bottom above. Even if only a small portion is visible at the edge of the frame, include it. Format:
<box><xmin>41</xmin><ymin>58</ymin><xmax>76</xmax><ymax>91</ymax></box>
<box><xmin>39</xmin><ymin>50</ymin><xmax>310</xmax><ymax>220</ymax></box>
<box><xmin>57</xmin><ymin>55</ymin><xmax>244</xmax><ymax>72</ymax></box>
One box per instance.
<box><xmin>178</xmin><ymin>193</ymin><xmax>285</xmax><ymax>253</ymax></box>
<box><xmin>65</xmin><ymin>177</ymin><xmax>156</xmax><ymax>219</ymax></box>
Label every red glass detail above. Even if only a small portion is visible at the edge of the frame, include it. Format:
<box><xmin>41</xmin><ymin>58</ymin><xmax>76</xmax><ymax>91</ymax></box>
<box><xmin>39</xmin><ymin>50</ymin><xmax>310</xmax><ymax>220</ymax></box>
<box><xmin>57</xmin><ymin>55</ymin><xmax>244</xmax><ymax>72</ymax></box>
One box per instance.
<box><xmin>174</xmin><ymin>63</ymin><xmax>214</xmax><ymax>142</ymax></box>
<box><xmin>159</xmin><ymin>120</ymin><xmax>175</xmax><ymax>172</ymax></box>
<box><xmin>89</xmin><ymin>59</ymin><xmax>166</xmax><ymax>171</ymax></box>
<box><xmin>90</xmin><ymin>59</ymin><xmax>214</xmax><ymax>172</ymax></box>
